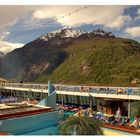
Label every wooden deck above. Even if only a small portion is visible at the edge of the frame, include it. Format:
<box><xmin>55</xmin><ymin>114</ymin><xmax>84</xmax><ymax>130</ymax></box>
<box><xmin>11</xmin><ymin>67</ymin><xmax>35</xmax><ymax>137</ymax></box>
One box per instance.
<box><xmin>103</xmin><ymin>123</ymin><xmax>140</xmax><ymax>135</ymax></box>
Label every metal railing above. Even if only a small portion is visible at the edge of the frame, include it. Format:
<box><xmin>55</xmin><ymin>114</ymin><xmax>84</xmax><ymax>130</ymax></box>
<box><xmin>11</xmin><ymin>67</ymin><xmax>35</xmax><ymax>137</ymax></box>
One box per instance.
<box><xmin>0</xmin><ymin>83</ymin><xmax>48</xmax><ymax>90</ymax></box>
<box><xmin>0</xmin><ymin>82</ymin><xmax>140</xmax><ymax>96</ymax></box>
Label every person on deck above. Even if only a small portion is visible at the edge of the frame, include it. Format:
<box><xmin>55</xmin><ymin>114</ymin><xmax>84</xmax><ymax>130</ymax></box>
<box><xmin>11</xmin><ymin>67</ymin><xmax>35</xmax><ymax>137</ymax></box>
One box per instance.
<box><xmin>124</xmin><ymin>117</ymin><xmax>130</xmax><ymax>126</ymax></box>
<box><xmin>116</xmin><ymin>117</ymin><xmax>122</xmax><ymax>125</ymax></box>
<box><xmin>106</xmin><ymin>115</ymin><xmax>115</xmax><ymax>124</ymax></box>
<box><xmin>130</xmin><ymin>116</ymin><xmax>139</xmax><ymax>128</ymax></box>
<box><xmin>116</xmin><ymin>107</ymin><xmax>121</xmax><ymax>118</ymax></box>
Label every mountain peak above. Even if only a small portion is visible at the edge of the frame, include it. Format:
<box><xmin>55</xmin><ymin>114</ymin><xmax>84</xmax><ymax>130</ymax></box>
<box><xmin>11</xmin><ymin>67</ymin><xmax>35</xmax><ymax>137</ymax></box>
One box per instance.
<box><xmin>58</xmin><ymin>28</ymin><xmax>85</xmax><ymax>38</ymax></box>
<box><xmin>91</xmin><ymin>29</ymin><xmax>115</xmax><ymax>38</ymax></box>
<box><xmin>39</xmin><ymin>28</ymin><xmax>85</xmax><ymax>41</ymax></box>
<box><xmin>39</xmin><ymin>28</ymin><xmax>115</xmax><ymax>42</ymax></box>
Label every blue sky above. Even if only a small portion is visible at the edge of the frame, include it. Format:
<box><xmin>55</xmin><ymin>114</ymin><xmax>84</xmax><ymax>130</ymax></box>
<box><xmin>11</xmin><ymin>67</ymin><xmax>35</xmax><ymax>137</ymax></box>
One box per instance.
<box><xmin>1</xmin><ymin>5</ymin><xmax>140</xmax><ymax>53</ymax></box>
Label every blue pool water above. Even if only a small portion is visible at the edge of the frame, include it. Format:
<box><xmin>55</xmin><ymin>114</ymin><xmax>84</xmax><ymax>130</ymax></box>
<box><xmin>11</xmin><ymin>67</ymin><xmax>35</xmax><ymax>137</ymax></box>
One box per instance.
<box><xmin>21</xmin><ymin>111</ymin><xmax>75</xmax><ymax>135</ymax></box>
<box><xmin>0</xmin><ymin>110</ymin><xmax>137</xmax><ymax>135</ymax></box>
<box><xmin>21</xmin><ymin>125</ymin><xmax>59</xmax><ymax>135</ymax></box>
<box><xmin>21</xmin><ymin>111</ymin><xmax>136</xmax><ymax>136</ymax></box>
<box><xmin>0</xmin><ymin>110</ymin><xmax>64</xmax><ymax>135</ymax></box>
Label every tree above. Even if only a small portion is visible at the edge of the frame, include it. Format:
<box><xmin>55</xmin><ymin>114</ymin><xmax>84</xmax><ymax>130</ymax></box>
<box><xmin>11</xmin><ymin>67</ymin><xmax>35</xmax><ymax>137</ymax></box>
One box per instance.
<box><xmin>130</xmin><ymin>101</ymin><xmax>140</xmax><ymax>117</ymax></box>
<box><xmin>58</xmin><ymin>116</ymin><xmax>104</xmax><ymax>135</ymax></box>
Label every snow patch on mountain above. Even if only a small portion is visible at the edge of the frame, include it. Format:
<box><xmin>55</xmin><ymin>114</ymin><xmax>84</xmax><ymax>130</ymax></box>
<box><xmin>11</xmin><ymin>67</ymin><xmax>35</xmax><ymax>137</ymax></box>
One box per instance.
<box><xmin>39</xmin><ymin>28</ymin><xmax>85</xmax><ymax>41</ymax></box>
<box><xmin>39</xmin><ymin>28</ymin><xmax>115</xmax><ymax>42</ymax></box>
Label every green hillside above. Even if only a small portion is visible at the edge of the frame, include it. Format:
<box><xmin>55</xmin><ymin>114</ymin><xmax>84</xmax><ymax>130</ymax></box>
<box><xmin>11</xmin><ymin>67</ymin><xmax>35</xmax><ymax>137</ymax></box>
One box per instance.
<box><xmin>36</xmin><ymin>37</ymin><xmax>140</xmax><ymax>86</ymax></box>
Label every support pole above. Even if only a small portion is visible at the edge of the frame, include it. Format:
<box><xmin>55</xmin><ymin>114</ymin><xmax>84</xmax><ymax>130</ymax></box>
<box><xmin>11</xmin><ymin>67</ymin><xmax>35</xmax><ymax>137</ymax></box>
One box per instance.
<box><xmin>23</xmin><ymin>91</ymin><xmax>25</xmax><ymax>100</ymax></box>
<box><xmin>41</xmin><ymin>92</ymin><xmax>42</xmax><ymax>100</ymax></box>
<box><xmin>61</xmin><ymin>95</ymin><xmax>64</xmax><ymax>106</ymax></box>
<box><xmin>89</xmin><ymin>96</ymin><xmax>92</xmax><ymax>110</ymax></box>
<box><xmin>89</xmin><ymin>95</ymin><xmax>93</xmax><ymax>116</ymax></box>
<box><xmin>128</xmin><ymin>99</ymin><xmax>131</xmax><ymax>118</ymax></box>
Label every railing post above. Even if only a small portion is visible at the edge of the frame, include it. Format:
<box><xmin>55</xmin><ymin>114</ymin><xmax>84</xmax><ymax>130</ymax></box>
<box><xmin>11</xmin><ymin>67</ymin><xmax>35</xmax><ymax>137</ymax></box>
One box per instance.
<box><xmin>106</xmin><ymin>87</ymin><xmax>108</xmax><ymax>94</ymax></box>
<box><xmin>116</xmin><ymin>87</ymin><xmax>118</xmax><ymax>95</ymax></box>
<box><xmin>89</xmin><ymin>95</ymin><xmax>92</xmax><ymax>110</ymax></box>
<box><xmin>127</xmin><ymin>87</ymin><xmax>129</xmax><ymax>96</ymax></box>
<box><xmin>61</xmin><ymin>95</ymin><xmax>64</xmax><ymax>107</ymax></box>
<box><xmin>128</xmin><ymin>99</ymin><xmax>131</xmax><ymax>118</ymax></box>
<box><xmin>139</xmin><ymin>87</ymin><xmax>140</xmax><ymax>96</ymax></box>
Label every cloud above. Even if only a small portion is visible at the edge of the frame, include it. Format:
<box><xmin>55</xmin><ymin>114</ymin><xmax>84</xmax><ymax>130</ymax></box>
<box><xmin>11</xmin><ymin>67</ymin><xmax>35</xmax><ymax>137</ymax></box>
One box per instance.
<box><xmin>0</xmin><ymin>5</ymin><xmax>132</xmax><ymax>41</ymax></box>
<box><xmin>0</xmin><ymin>5</ymin><xmax>134</xmax><ymax>44</ymax></box>
<box><xmin>134</xmin><ymin>7</ymin><xmax>140</xmax><ymax>20</ymax></box>
<box><xmin>109</xmin><ymin>15</ymin><xmax>131</xmax><ymax>28</ymax></box>
<box><xmin>0</xmin><ymin>41</ymin><xmax>24</xmax><ymax>54</ymax></box>
<box><xmin>125</xmin><ymin>26</ymin><xmax>140</xmax><ymax>37</ymax></box>
<box><xmin>135</xmin><ymin>16</ymin><xmax>140</xmax><ymax>20</ymax></box>
<box><xmin>0</xmin><ymin>5</ymin><xmax>45</xmax><ymax>32</ymax></box>
<box><xmin>33</xmin><ymin>5</ymin><xmax>131</xmax><ymax>28</ymax></box>
<box><xmin>137</xmin><ymin>8</ymin><xmax>140</xmax><ymax>15</ymax></box>
<box><xmin>0</xmin><ymin>32</ymin><xmax>10</xmax><ymax>40</ymax></box>
<box><xmin>0</xmin><ymin>30</ymin><xmax>24</xmax><ymax>54</ymax></box>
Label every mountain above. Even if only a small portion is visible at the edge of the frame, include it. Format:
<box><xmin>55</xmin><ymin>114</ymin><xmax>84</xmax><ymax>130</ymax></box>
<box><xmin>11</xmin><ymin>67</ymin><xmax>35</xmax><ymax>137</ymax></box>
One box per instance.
<box><xmin>0</xmin><ymin>28</ymin><xmax>140</xmax><ymax>86</ymax></box>
<box><xmin>47</xmin><ymin>38</ymin><xmax>140</xmax><ymax>86</ymax></box>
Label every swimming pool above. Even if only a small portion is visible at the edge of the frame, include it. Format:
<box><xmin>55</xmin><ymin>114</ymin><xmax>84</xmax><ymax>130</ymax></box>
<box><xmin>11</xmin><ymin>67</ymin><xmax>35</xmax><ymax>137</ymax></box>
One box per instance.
<box><xmin>21</xmin><ymin>111</ymin><xmax>75</xmax><ymax>135</ymax></box>
<box><xmin>1</xmin><ymin>110</ymin><xmax>137</xmax><ymax>136</ymax></box>
<box><xmin>0</xmin><ymin>110</ymin><xmax>64</xmax><ymax>135</ymax></box>
<box><xmin>21</xmin><ymin>111</ymin><xmax>137</xmax><ymax>136</ymax></box>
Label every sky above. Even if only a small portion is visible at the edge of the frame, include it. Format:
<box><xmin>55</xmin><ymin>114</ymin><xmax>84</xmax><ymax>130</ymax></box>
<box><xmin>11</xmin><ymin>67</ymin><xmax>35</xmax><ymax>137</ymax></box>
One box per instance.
<box><xmin>1</xmin><ymin>5</ymin><xmax>140</xmax><ymax>54</ymax></box>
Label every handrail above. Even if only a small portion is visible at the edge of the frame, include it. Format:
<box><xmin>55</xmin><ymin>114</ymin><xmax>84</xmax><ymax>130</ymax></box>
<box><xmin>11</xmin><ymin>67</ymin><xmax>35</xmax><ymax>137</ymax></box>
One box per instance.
<box><xmin>0</xmin><ymin>82</ymin><xmax>140</xmax><ymax>96</ymax></box>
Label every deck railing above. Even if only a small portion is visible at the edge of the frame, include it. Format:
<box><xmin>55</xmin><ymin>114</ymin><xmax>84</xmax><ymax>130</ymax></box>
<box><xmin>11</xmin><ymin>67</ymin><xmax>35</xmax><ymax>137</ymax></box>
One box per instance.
<box><xmin>0</xmin><ymin>82</ymin><xmax>140</xmax><ymax>96</ymax></box>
